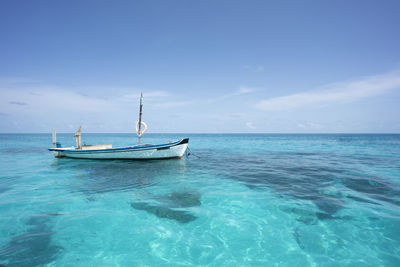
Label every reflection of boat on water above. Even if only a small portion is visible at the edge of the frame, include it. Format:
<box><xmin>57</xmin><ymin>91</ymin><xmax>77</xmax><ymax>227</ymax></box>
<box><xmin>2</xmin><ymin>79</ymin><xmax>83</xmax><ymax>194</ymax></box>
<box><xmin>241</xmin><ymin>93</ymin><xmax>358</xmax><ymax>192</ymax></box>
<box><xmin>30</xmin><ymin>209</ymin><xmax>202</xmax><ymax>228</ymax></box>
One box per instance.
<box><xmin>51</xmin><ymin>155</ymin><xmax>188</xmax><ymax>194</ymax></box>
<box><xmin>48</xmin><ymin>93</ymin><xmax>189</xmax><ymax>159</ymax></box>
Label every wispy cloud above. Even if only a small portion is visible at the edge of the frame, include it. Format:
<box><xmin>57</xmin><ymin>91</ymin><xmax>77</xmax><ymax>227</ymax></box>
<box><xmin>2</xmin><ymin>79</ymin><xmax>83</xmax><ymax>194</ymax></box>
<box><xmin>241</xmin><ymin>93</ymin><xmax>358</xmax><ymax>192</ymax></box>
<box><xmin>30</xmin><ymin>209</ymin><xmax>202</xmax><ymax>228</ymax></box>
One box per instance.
<box><xmin>235</xmin><ymin>87</ymin><xmax>254</xmax><ymax>95</ymax></box>
<box><xmin>9</xmin><ymin>101</ymin><xmax>28</xmax><ymax>106</ymax></box>
<box><xmin>151</xmin><ymin>101</ymin><xmax>192</xmax><ymax>108</ymax></box>
<box><xmin>1</xmin><ymin>87</ymin><xmax>114</xmax><ymax>114</ymax></box>
<box><xmin>120</xmin><ymin>90</ymin><xmax>193</xmax><ymax>108</ymax></box>
<box><xmin>243</xmin><ymin>65</ymin><xmax>264</xmax><ymax>72</ymax></box>
<box><xmin>0</xmin><ymin>84</ymin><xmax>188</xmax><ymax>116</ymax></box>
<box><xmin>122</xmin><ymin>90</ymin><xmax>169</xmax><ymax>102</ymax></box>
<box><xmin>246</xmin><ymin>122</ymin><xmax>256</xmax><ymax>129</ymax></box>
<box><xmin>222</xmin><ymin>87</ymin><xmax>254</xmax><ymax>99</ymax></box>
<box><xmin>256</xmin><ymin>70</ymin><xmax>400</xmax><ymax>111</ymax></box>
<box><xmin>228</xmin><ymin>113</ymin><xmax>244</xmax><ymax>118</ymax></box>
<box><xmin>297</xmin><ymin>122</ymin><xmax>322</xmax><ymax>129</ymax></box>
<box><xmin>0</xmin><ymin>77</ymin><xmax>40</xmax><ymax>86</ymax></box>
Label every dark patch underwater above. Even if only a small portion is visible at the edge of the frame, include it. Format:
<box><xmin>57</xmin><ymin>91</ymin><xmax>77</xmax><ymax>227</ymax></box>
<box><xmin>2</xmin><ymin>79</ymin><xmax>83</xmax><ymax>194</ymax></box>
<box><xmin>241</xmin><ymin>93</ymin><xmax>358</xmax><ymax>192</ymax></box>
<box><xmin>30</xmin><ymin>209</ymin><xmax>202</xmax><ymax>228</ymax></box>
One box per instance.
<box><xmin>0</xmin><ymin>215</ymin><xmax>63</xmax><ymax>267</ymax></box>
<box><xmin>131</xmin><ymin>202</ymin><xmax>197</xmax><ymax>223</ymax></box>
<box><xmin>197</xmin><ymin>148</ymin><xmax>400</xmax><ymax>221</ymax></box>
<box><xmin>131</xmin><ymin>190</ymin><xmax>201</xmax><ymax>223</ymax></box>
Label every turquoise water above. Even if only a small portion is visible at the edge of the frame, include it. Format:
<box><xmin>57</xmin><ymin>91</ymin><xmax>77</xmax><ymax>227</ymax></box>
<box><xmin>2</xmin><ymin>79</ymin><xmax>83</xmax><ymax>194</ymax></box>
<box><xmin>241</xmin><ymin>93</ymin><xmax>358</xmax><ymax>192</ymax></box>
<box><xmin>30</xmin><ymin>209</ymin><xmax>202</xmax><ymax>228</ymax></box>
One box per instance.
<box><xmin>0</xmin><ymin>134</ymin><xmax>399</xmax><ymax>266</ymax></box>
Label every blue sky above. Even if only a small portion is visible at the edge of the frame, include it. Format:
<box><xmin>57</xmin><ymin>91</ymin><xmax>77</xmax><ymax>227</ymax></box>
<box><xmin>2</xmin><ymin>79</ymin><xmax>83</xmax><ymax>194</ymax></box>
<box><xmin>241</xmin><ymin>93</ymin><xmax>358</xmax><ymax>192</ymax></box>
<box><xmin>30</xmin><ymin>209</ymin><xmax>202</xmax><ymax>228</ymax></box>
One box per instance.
<box><xmin>1</xmin><ymin>0</ymin><xmax>400</xmax><ymax>133</ymax></box>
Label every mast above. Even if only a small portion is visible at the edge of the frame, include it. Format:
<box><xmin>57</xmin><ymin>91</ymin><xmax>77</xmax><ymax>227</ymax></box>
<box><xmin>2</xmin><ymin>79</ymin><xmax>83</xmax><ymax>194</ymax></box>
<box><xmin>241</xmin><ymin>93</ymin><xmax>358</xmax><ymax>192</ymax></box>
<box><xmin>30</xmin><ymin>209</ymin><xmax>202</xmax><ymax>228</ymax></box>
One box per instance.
<box><xmin>138</xmin><ymin>92</ymin><xmax>143</xmax><ymax>144</ymax></box>
<box><xmin>75</xmin><ymin>126</ymin><xmax>82</xmax><ymax>149</ymax></box>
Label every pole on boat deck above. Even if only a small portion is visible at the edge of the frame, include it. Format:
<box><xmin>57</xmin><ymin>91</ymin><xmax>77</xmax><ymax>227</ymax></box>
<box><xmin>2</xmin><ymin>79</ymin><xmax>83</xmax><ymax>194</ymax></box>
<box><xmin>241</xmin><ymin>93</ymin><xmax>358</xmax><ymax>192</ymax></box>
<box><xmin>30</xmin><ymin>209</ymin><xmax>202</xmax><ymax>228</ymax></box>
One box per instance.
<box><xmin>52</xmin><ymin>128</ymin><xmax>57</xmax><ymax>148</ymax></box>
<box><xmin>138</xmin><ymin>92</ymin><xmax>143</xmax><ymax>144</ymax></box>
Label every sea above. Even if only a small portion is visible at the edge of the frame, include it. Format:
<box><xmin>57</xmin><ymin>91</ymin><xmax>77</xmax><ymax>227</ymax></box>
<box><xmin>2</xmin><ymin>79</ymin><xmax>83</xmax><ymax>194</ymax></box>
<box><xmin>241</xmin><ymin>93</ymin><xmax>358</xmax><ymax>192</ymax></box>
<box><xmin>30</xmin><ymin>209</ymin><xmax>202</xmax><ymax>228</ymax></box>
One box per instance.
<box><xmin>0</xmin><ymin>133</ymin><xmax>399</xmax><ymax>266</ymax></box>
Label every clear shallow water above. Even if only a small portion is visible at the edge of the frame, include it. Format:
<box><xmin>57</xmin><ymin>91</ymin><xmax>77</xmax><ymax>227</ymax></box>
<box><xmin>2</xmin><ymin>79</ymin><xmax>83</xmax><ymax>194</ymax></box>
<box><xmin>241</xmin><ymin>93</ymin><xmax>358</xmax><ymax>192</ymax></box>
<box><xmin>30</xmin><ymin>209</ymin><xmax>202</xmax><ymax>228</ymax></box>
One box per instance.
<box><xmin>0</xmin><ymin>133</ymin><xmax>399</xmax><ymax>266</ymax></box>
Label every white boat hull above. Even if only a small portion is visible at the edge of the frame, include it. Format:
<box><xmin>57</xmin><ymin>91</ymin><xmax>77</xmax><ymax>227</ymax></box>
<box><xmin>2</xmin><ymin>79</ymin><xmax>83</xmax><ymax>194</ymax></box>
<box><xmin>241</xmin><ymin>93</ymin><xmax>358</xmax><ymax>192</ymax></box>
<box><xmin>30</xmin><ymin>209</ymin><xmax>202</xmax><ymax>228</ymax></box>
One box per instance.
<box><xmin>49</xmin><ymin>138</ymin><xmax>189</xmax><ymax>160</ymax></box>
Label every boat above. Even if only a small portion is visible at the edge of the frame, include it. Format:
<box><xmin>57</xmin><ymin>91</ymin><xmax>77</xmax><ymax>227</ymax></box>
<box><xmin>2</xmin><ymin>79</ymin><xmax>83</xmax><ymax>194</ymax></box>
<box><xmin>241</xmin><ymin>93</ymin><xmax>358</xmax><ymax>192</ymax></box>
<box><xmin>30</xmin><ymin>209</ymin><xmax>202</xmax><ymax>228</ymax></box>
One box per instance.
<box><xmin>48</xmin><ymin>93</ymin><xmax>189</xmax><ymax>160</ymax></box>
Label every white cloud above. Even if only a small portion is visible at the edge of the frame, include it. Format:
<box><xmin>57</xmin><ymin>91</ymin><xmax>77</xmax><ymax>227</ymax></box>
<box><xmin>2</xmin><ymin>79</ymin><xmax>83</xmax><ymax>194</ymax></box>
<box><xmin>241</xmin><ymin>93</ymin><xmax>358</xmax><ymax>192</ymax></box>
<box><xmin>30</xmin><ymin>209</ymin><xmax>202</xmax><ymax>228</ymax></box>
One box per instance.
<box><xmin>246</xmin><ymin>122</ymin><xmax>256</xmax><ymax>129</ymax></box>
<box><xmin>0</xmin><ymin>83</ymin><xmax>180</xmax><ymax>114</ymax></box>
<box><xmin>222</xmin><ymin>87</ymin><xmax>254</xmax><ymax>99</ymax></box>
<box><xmin>256</xmin><ymin>70</ymin><xmax>400</xmax><ymax>111</ymax></box>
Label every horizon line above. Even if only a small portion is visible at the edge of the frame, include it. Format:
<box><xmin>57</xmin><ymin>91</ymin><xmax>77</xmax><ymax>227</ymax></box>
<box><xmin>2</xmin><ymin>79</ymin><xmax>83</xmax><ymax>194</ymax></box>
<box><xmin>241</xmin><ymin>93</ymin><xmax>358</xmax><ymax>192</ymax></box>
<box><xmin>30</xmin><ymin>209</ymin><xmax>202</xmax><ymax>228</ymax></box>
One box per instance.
<box><xmin>0</xmin><ymin>132</ymin><xmax>399</xmax><ymax>135</ymax></box>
